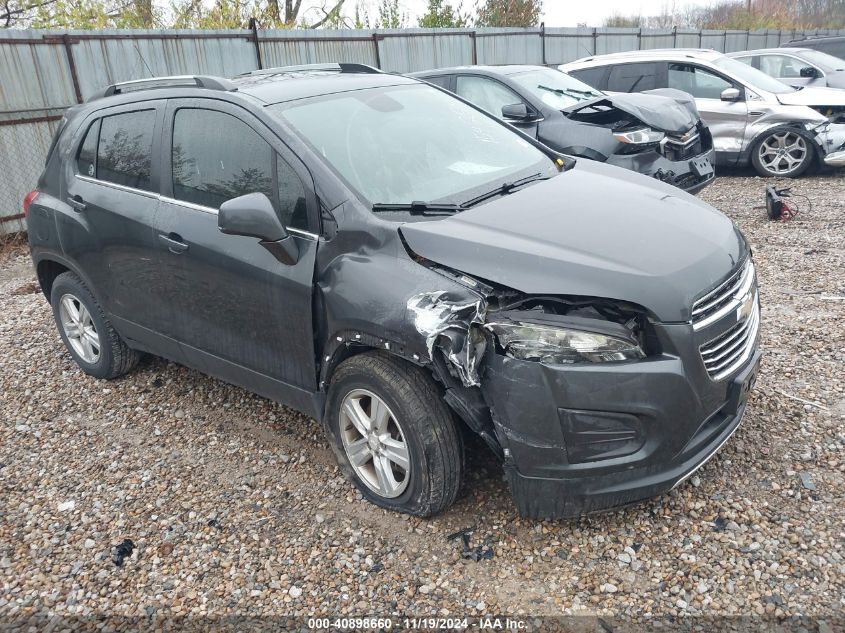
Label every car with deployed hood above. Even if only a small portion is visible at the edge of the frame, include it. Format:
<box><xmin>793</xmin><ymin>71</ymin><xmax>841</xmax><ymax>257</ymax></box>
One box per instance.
<box><xmin>728</xmin><ymin>48</ymin><xmax>845</xmax><ymax>90</ymax></box>
<box><xmin>411</xmin><ymin>65</ymin><xmax>715</xmax><ymax>193</ymax></box>
<box><xmin>26</xmin><ymin>63</ymin><xmax>761</xmax><ymax>520</ymax></box>
<box><xmin>562</xmin><ymin>49</ymin><xmax>845</xmax><ymax>177</ymax></box>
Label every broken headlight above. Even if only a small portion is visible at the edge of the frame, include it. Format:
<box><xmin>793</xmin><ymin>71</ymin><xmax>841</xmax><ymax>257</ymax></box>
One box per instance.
<box><xmin>613</xmin><ymin>128</ymin><xmax>665</xmax><ymax>145</ymax></box>
<box><xmin>487</xmin><ymin>321</ymin><xmax>645</xmax><ymax>364</ymax></box>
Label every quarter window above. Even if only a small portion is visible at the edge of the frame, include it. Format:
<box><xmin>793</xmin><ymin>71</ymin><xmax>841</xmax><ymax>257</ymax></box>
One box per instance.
<box><xmin>456</xmin><ymin>76</ymin><xmax>524</xmax><ymax>117</ymax></box>
<box><xmin>606</xmin><ymin>63</ymin><xmax>659</xmax><ymax>92</ymax></box>
<box><xmin>171</xmin><ymin>108</ymin><xmax>308</xmax><ymax>230</ymax></box>
<box><xmin>97</xmin><ymin>110</ymin><xmax>156</xmax><ymax>191</ymax></box>
<box><xmin>668</xmin><ymin>64</ymin><xmax>733</xmax><ymax>99</ymax></box>
<box><xmin>76</xmin><ymin>119</ymin><xmax>100</xmax><ymax>178</ymax></box>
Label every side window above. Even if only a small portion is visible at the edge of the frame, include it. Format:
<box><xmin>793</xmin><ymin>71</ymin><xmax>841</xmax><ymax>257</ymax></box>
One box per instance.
<box><xmin>97</xmin><ymin>110</ymin><xmax>156</xmax><ymax>191</ymax></box>
<box><xmin>668</xmin><ymin>64</ymin><xmax>733</xmax><ymax>99</ymax></box>
<box><xmin>733</xmin><ymin>55</ymin><xmax>755</xmax><ymax>67</ymax></box>
<box><xmin>569</xmin><ymin>67</ymin><xmax>607</xmax><ymax>90</ymax></box>
<box><xmin>171</xmin><ymin>108</ymin><xmax>308</xmax><ymax>230</ymax></box>
<box><xmin>606</xmin><ymin>63</ymin><xmax>658</xmax><ymax>92</ymax></box>
<box><xmin>456</xmin><ymin>76</ymin><xmax>523</xmax><ymax>117</ymax></box>
<box><xmin>759</xmin><ymin>55</ymin><xmax>807</xmax><ymax>78</ymax></box>
<box><xmin>76</xmin><ymin>119</ymin><xmax>100</xmax><ymax>178</ymax></box>
<box><xmin>422</xmin><ymin>75</ymin><xmax>451</xmax><ymax>89</ymax></box>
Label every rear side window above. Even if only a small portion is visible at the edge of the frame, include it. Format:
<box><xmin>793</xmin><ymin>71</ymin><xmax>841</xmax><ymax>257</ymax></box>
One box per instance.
<box><xmin>569</xmin><ymin>67</ymin><xmax>607</xmax><ymax>90</ymax></box>
<box><xmin>97</xmin><ymin>110</ymin><xmax>156</xmax><ymax>191</ymax></box>
<box><xmin>171</xmin><ymin>108</ymin><xmax>308</xmax><ymax>230</ymax></box>
<box><xmin>76</xmin><ymin>119</ymin><xmax>100</xmax><ymax>178</ymax></box>
<box><xmin>606</xmin><ymin>63</ymin><xmax>659</xmax><ymax>92</ymax></box>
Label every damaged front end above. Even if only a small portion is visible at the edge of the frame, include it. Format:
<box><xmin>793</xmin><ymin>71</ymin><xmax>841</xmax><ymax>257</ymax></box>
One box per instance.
<box><xmin>811</xmin><ymin>119</ymin><xmax>845</xmax><ymax>167</ymax></box>
<box><xmin>560</xmin><ymin>90</ymin><xmax>716</xmax><ymax>193</ymax></box>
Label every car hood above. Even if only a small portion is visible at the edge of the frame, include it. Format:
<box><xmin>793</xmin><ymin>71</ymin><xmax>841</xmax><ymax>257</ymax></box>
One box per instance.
<box><xmin>563</xmin><ymin>88</ymin><xmax>700</xmax><ymax>134</ymax></box>
<box><xmin>400</xmin><ymin>161</ymin><xmax>746</xmax><ymax>323</ymax></box>
<box><xmin>824</xmin><ymin>70</ymin><xmax>845</xmax><ymax>89</ymax></box>
<box><xmin>777</xmin><ymin>86</ymin><xmax>845</xmax><ymax>106</ymax></box>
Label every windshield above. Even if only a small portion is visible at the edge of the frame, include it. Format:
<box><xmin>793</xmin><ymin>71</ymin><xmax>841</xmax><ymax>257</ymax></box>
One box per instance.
<box><xmin>509</xmin><ymin>67</ymin><xmax>604</xmax><ymax>109</ymax></box>
<box><xmin>712</xmin><ymin>56</ymin><xmax>795</xmax><ymax>94</ymax></box>
<box><xmin>798</xmin><ymin>49</ymin><xmax>845</xmax><ymax>71</ymax></box>
<box><xmin>270</xmin><ymin>83</ymin><xmax>555</xmax><ymax>208</ymax></box>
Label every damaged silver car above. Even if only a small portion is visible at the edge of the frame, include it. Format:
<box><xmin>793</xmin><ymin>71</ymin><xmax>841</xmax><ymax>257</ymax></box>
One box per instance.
<box><xmin>562</xmin><ymin>49</ymin><xmax>845</xmax><ymax>176</ymax></box>
<box><xmin>29</xmin><ymin>63</ymin><xmax>761</xmax><ymax>520</ymax></box>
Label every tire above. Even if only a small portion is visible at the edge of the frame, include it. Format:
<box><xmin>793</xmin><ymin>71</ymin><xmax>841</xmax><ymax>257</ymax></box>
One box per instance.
<box><xmin>750</xmin><ymin>128</ymin><xmax>815</xmax><ymax>178</ymax></box>
<box><xmin>50</xmin><ymin>271</ymin><xmax>139</xmax><ymax>379</ymax></box>
<box><xmin>324</xmin><ymin>351</ymin><xmax>463</xmax><ymax>517</ymax></box>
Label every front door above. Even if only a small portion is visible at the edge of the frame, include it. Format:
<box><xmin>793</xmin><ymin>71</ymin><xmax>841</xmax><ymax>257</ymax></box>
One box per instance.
<box><xmin>667</xmin><ymin>63</ymin><xmax>749</xmax><ymax>163</ymax></box>
<box><xmin>154</xmin><ymin>100</ymin><xmax>319</xmax><ymax>393</ymax></box>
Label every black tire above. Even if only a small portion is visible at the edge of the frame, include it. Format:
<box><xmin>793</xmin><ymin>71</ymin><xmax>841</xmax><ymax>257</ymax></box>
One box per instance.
<box><xmin>750</xmin><ymin>127</ymin><xmax>815</xmax><ymax>178</ymax></box>
<box><xmin>324</xmin><ymin>351</ymin><xmax>463</xmax><ymax>517</ymax></box>
<box><xmin>50</xmin><ymin>271</ymin><xmax>139</xmax><ymax>379</ymax></box>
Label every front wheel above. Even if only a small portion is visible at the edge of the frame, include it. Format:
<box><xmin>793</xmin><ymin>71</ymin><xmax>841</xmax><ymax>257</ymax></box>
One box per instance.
<box><xmin>751</xmin><ymin>129</ymin><xmax>814</xmax><ymax>177</ymax></box>
<box><xmin>325</xmin><ymin>352</ymin><xmax>463</xmax><ymax>517</ymax></box>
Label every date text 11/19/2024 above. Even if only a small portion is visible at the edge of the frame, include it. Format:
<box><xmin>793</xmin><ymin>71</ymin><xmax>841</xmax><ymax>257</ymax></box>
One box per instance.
<box><xmin>307</xmin><ymin>617</ymin><xmax>530</xmax><ymax>630</ymax></box>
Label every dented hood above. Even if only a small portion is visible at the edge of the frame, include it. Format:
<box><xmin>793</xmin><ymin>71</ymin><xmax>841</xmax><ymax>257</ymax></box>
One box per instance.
<box><xmin>776</xmin><ymin>85</ymin><xmax>845</xmax><ymax>107</ymax></box>
<box><xmin>400</xmin><ymin>161</ymin><xmax>746</xmax><ymax>323</ymax></box>
<box><xmin>564</xmin><ymin>88</ymin><xmax>700</xmax><ymax>134</ymax></box>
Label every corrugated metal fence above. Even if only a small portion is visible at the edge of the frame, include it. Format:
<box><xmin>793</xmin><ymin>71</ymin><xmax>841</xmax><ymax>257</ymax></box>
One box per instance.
<box><xmin>2</xmin><ymin>25</ymin><xmax>845</xmax><ymax>232</ymax></box>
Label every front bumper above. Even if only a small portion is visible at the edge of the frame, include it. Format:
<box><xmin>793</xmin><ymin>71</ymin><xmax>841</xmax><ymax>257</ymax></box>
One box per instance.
<box><xmin>481</xmin><ymin>319</ymin><xmax>762</xmax><ymax>519</ymax></box>
<box><xmin>823</xmin><ymin>150</ymin><xmax>845</xmax><ymax>167</ymax></box>
<box><xmin>606</xmin><ymin>147</ymin><xmax>716</xmax><ymax>194</ymax></box>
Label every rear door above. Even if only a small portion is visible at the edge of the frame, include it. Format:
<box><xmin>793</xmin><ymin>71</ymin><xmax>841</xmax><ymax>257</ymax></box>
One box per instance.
<box><xmin>154</xmin><ymin>98</ymin><xmax>319</xmax><ymax>392</ymax></box>
<box><xmin>667</xmin><ymin>63</ymin><xmax>749</xmax><ymax>161</ymax></box>
<box><xmin>62</xmin><ymin>101</ymin><xmax>171</xmax><ymax>345</ymax></box>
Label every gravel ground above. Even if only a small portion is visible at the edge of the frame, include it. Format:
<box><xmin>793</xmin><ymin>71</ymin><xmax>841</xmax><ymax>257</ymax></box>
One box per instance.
<box><xmin>1</xmin><ymin>172</ymin><xmax>843</xmax><ymax>627</ymax></box>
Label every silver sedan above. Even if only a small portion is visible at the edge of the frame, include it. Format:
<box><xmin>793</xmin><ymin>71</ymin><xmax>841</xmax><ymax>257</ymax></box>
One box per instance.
<box><xmin>562</xmin><ymin>49</ymin><xmax>845</xmax><ymax>177</ymax></box>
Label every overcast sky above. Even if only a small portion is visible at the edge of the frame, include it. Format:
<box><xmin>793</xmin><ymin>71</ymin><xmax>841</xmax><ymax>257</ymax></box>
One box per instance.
<box><xmin>300</xmin><ymin>0</ymin><xmax>709</xmax><ymax>27</ymax></box>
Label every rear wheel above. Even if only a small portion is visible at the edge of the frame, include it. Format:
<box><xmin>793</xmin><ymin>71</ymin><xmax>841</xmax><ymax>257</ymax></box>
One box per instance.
<box><xmin>751</xmin><ymin>128</ymin><xmax>814</xmax><ymax>177</ymax></box>
<box><xmin>325</xmin><ymin>352</ymin><xmax>463</xmax><ymax>517</ymax></box>
<box><xmin>50</xmin><ymin>272</ymin><xmax>139</xmax><ymax>379</ymax></box>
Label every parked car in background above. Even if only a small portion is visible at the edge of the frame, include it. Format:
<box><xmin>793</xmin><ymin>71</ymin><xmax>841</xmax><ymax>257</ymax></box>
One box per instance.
<box><xmin>412</xmin><ymin>65</ymin><xmax>715</xmax><ymax>193</ymax></box>
<box><xmin>729</xmin><ymin>48</ymin><xmax>845</xmax><ymax>90</ymax></box>
<box><xmin>26</xmin><ymin>64</ymin><xmax>761</xmax><ymax>520</ymax></box>
<box><xmin>562</xmin><ymin>49</ymin><xmax>845</xmax><ymax>177</ymax></box>
<box><xmin>783</xmin><ymin>35</ymin><xmax>845</xmax><ymax>60</ymax></box>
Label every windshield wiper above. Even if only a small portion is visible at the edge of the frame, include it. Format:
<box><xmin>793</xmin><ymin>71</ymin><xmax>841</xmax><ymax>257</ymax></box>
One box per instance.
<box><xmin>462</xmin><ymin>173</ymin><xmax>549</xmax><ymax>208</ymax></box>
<box><xmin>537</xmin><ymin>84</ymin><xmax>601</xmax><ymax>100</ymax></box>
<box><xmin>372</xmin><ymin>201</ymin><xmax>464</xmax><ymax>216</ymax></box>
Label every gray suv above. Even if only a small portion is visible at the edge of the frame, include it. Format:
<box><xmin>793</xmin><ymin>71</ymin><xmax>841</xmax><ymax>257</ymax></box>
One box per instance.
<box><xmin>25</xmin><ymin>64</ymin><xmax>761</xmax><ymax>519</ymax></box>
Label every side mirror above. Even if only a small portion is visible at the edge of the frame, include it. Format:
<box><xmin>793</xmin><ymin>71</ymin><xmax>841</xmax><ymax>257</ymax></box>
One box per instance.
<box><xmin>218</xmin><ymin>192</ymin><xmax>298</xmax><ymax>265</ymax></box>
<box><xmin>720</xmin><ymin>87</ymin><xmax>741</xmax><ymax>102</ymax></box>
<box><xmin>799</xmin><ymin>66</ymin><xmax>819</xmax><ymax>78</ymax></box>
<box><xmin>501</xmin><ymin>103</ymin><xmax>531</xmax><ymax>120</ymax></box>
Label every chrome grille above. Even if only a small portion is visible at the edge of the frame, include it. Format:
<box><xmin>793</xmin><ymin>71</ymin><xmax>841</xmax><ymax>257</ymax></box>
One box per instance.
<box><xmin>692</xmin><ymin>259</ymin><xmax>756</xmax><ymax>332</ymax></box>
<box><xmin>699</xmin><ymin>296</ymin><xmax>760</xmax><ymax>381</ymax></box>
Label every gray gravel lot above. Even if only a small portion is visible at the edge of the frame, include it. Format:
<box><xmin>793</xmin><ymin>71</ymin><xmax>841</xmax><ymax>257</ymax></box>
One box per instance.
<box><xmin>1</xmin><ymin>172</ymin><xmax>843</xmax><ymax>624</ymax></box>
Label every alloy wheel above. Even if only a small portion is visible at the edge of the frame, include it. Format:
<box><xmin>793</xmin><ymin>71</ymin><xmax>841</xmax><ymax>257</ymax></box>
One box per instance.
<box><xmin>758</xmin><ymin>131</ymin><xmax>808</xmax><ymax>175</ymax></box>
<box><xmin>59</xmin><ymin>293</ymin><xmax>100</xmax><ymax>364</ymax></box>
<box><xmin>339</xmin><ymin>388</ymin><xmax>411</xmax><ymax>498</ymax></box>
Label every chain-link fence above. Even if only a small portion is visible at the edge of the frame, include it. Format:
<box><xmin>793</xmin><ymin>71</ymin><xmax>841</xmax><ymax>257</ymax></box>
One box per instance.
<box><xmin>0</xmin><ymin>115</ymin><xmax>63</xmax><ymax>234</ymax></box>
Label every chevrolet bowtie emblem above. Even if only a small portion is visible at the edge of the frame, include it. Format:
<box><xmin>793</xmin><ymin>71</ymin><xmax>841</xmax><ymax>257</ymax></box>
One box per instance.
<box><xmin>737</xmin><ymin>291</ymin><xmax>755</xmax><ymax>322</ymax></box>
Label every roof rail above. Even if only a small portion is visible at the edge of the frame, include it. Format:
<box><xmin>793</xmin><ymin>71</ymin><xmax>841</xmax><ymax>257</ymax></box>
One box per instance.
<box><xmin>89</xmin><ymin>75</ymin><xmax>237</xmax><ymax>101</ymax></box>
<box><xmin>242</xmin><ymin>63</ymin><xmax>383</xmax><ymax>77</ymax></box>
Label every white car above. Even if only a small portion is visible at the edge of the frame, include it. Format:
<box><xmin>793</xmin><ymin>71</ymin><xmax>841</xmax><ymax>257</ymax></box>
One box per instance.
<box><xmin>561</xmin><ymin>49</ymin><xmax>845</xmax><ymax>177</ymax></box>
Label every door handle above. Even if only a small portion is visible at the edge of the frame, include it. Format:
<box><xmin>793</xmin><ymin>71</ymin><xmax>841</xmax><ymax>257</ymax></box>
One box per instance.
<box><xmin>68</xmin><ymin>195</ymin><xmax>87</xmax><ymax>212</ymax></box>
<box><xmin>158</xmin><ymin>232</ymin><xmax>189</xmax><ymax>254</ymax></box>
